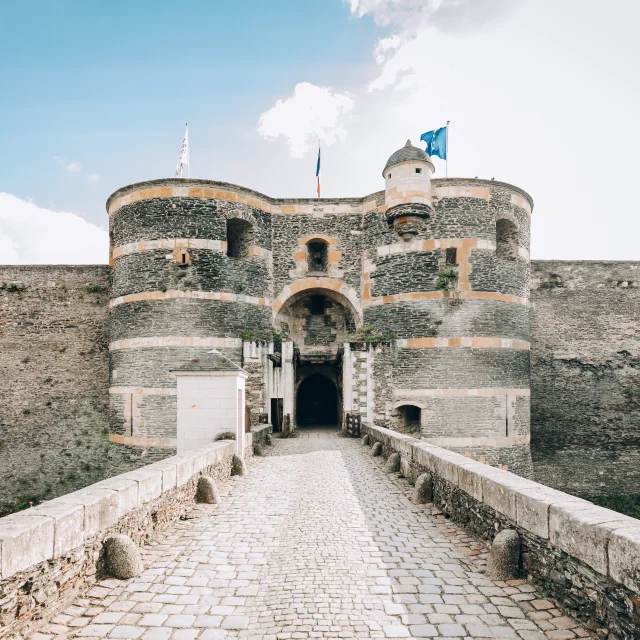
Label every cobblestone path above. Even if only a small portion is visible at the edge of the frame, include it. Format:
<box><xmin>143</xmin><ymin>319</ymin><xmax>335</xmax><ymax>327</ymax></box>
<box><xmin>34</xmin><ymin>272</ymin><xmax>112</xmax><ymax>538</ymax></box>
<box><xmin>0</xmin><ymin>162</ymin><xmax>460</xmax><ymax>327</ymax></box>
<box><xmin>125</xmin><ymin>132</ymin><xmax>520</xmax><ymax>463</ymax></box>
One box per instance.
<box><xmin>36</xmin><ymin>429</ymin><xmax>589</xmax><ymax>639</ymax></box>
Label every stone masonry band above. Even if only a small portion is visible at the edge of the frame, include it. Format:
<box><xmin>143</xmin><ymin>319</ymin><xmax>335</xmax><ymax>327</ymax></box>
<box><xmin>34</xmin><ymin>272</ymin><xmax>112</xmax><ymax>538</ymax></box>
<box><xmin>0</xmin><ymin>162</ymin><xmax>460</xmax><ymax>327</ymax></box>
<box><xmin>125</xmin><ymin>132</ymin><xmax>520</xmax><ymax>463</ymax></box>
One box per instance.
<box><xmin>108</xmin><ymin>335</ymin><xmax>529</xmax><ymax>351</ymax></box>
<box><xmin>106</xmin><ymin>179</ymin><xmax>533</xmax><ymax>216</ymax></box>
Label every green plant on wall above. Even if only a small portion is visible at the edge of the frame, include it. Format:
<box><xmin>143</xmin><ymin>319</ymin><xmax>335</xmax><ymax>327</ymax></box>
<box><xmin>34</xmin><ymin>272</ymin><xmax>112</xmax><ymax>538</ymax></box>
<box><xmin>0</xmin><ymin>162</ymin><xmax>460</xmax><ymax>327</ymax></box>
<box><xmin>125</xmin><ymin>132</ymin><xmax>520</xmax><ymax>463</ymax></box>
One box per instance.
<box><xmin>435</xmin><ymin>268</ymin><xmax>459</xmax><ymax>291</ymax></box>
<box><xmin>272</xmin><ymin>330</ymin><xmax>282</xmax><ymax>345</ymax></box>
<box><xmin>241</xmin><ymin>329</ymin><xmax>254</xmax><ymax>342</ymax></box>
<box><xmin>347</xmin><ymin>324</ymin><xmax>395</xmax><ymax>345</ymax></box>
<box><xmin>86</xmin><ymin>284</ymin><xmax>103</xmax><ymax>293</ymax></box>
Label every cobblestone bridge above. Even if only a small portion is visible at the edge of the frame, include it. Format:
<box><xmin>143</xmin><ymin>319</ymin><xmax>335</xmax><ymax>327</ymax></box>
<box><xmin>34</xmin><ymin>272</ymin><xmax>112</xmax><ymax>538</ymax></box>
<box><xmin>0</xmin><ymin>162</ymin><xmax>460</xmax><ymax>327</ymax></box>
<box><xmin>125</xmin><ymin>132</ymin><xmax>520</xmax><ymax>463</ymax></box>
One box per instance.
<box><xmin>36</xmin><ymin>430</ymin><xmax>588</xmax><ymax>640</ymax></box>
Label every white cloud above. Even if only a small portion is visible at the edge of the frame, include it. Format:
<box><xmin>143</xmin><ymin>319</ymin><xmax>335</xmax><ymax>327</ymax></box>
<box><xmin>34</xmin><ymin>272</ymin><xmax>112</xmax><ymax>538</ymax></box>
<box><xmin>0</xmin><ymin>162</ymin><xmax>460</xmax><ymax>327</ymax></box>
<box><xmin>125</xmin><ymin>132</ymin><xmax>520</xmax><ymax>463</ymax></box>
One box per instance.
<box><xmin>0</xmin><ymin>193</ymin><xmax>108</xmax><ymax>264</ymax></box>
<box><xmin>257</xmin><ymin>82</ymin><xmax>355</xmax><ymax>158</ymax></box>
<box><xmin>54</xmin><ymin>157</ymin><xmax>100</xmax><ymax>184</ymax></box>
<box><xmin>347</xmin><ymin>0</ymin><xmax>524</xmax><ymax>36</ymax></box>
<box><xmin>55</xmin><ymin>156</ymin><xmax>82</xmax><ymax>173</ymax></box>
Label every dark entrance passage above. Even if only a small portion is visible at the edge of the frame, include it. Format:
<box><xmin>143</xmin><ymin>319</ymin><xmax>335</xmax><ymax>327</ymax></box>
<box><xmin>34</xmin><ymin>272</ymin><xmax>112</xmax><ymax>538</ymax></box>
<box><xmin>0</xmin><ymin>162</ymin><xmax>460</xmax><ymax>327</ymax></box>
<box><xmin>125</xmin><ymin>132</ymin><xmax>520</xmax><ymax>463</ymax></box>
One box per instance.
<box><xmin>296</xmin><ymin>374</ymin><xmax>339</xmax><ymax>427</ymax></box>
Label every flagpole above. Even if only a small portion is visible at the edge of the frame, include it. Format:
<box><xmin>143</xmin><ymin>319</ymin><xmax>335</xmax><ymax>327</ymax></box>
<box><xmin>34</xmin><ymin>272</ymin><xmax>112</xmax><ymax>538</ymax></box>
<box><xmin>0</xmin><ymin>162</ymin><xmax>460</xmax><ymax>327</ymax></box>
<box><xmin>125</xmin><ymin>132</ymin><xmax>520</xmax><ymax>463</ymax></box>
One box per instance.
<box><xmin>446</xmin><ymin>120</ymin><xmax>450</xmax><ymax>178</ymax></box>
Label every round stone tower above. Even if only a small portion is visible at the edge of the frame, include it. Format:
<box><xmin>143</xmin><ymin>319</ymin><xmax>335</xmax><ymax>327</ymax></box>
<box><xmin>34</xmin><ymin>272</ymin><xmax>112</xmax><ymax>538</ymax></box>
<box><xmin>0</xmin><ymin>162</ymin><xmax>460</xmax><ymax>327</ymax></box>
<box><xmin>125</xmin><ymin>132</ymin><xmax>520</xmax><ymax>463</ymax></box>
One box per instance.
<box><xmin>364</xmin><ymin>142</ymin><xmax>534</xmax><ymax>476</ymax></box>
<box><xmin>106</xmin><ymin>180</ymin><xmax>273</xmax><ymax>458</ymax></box>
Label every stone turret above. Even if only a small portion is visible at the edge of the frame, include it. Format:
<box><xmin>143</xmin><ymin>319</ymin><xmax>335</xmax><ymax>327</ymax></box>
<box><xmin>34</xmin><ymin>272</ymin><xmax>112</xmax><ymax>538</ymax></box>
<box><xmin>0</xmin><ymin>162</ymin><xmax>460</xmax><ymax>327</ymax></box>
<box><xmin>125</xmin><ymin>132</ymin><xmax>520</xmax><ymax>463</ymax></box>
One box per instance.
<box><xmin>383</xmin><ymin>140</ymin><xmax>435</xmax><ymax>239</ymax></box>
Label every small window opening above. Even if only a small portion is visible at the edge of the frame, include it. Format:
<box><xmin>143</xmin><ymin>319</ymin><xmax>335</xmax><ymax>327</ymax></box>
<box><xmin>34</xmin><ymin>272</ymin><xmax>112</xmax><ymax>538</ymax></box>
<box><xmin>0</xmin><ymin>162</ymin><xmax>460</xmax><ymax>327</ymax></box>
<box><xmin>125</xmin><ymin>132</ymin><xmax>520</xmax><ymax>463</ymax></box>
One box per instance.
<box><xmin>307</xmin><ymin>240</ymin><xmax>328</xmax><ymax>273</ymax></box>
<box><xmin>445</xmin><ymin>248</ymin><xmax>457</xmax><ymax>266</ymax></box>
<box><xmin>226</xmin><ymin>218</ymin><xmax>252</xmax><ymax>259</ymax></box>
<box><xmin>415</xmin><ymin>168</ymin><xmax>422</xmax><ymax>174</ymax></box>
<box><xmin>175</xmin><ymin>250</ymin><xmax>190</xmax><ymax>266</ymax></box>
<box><xmin>400</xmin><ymin>405</ymin><xmax>421</xmax><ymax>433</ymax></box>
<box><xmin>496</xmin><ymin>219</ymin><xmax>518</xmax><ymax>261</ymax></box>
<box><xmin>310</xmin><ymin>295</ymin><xmax>325</xmax><ymax>316</ymax></box>
<box><xmin>388</xmin><ymin>173</ymin><xmax>392</xmax><ymax>178</ymax></box>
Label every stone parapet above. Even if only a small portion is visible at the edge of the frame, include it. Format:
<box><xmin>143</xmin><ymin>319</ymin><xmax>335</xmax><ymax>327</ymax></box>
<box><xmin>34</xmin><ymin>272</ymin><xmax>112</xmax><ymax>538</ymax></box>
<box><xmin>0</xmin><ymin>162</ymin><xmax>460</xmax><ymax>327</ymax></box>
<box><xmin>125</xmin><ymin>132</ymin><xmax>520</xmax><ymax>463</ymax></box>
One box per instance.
<box><xmin>361</xmin><ymin>422</ymin><xmax>640</xmax><ymax>638</ymax></box>
<box><xmin>0</xmin><ymin>439</ymin><xmax>237</xmax><ymax>636</ymax></box>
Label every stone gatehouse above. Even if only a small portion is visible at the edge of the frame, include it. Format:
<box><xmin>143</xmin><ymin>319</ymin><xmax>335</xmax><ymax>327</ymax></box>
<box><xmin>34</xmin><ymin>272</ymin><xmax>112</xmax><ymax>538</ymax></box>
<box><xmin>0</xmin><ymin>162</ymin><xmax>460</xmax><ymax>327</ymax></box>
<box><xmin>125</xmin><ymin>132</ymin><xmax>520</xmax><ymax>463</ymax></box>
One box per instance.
<box><xmin>106</xmin><ymin>141</ymin><xmax>534</xmax><ymax>475</ymax></box>
<box><xmin>1</xmin><ymin>141</ymin><xmax>638</xmax><ymax>515</ymax></box>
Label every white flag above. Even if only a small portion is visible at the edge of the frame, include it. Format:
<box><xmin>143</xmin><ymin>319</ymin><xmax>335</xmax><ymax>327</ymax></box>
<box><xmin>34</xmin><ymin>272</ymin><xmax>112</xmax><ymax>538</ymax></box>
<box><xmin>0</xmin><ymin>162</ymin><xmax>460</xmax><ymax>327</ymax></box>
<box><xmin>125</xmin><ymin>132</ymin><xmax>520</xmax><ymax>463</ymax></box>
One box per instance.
<box><xmin>174</xmin><ymin>124</ymin><xmax>189</xmax><ymax>177</ymax></box>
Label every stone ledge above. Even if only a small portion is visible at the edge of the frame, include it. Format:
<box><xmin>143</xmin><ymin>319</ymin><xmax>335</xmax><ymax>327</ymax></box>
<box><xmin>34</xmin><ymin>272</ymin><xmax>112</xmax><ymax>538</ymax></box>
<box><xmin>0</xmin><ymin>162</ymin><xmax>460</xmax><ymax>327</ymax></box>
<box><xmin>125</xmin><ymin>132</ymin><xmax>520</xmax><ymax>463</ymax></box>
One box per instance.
<box><xmin>361</xmin><ymin>422</ymin><xmax>640</xmax><ymax>596</ymax></box>
<box><xmin>0</xmin><ymin>439</ymin><xmax>235</xmax><ymax>581</ymax></box>
<box><xmin>0</xmin><ymin>439</ymin><xmax>237</xmax><ymax>636</ymax></box>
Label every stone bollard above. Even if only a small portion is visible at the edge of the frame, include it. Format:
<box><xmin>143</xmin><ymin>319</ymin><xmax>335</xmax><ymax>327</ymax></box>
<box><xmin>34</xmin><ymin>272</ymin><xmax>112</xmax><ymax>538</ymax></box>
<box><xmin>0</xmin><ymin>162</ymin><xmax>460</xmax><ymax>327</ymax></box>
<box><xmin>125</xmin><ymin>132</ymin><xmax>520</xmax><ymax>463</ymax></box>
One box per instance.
<box><xmin>486</xmin><ymin>529</ymin><xmax>521</xmax><ymax>580</ymax></box>
<box><xmin>385</xmin><ymin>452</ymin><xmax>401</xmax><ymax>473</ymax></box>
<box><xmin>104</xmin><ymin>534</ymin><xmax>143</xmax><ymax>580</ymax></box>
<box><xmin>362</xmin><ymin>434</ymin><xmax>371</xmax><ymax>446</ymax></box>
<box><xmin>196</xmin><ymin>476</ymin><xmax>220</xmax><ymax>504</ymax></box>
<box><xmin>412</xmin><ymin>472</ymin><xmax>433</xmax><ymax>504</ymax></box>
<box><xmin>371</xmin><ymin>442</ymin><xmax>382</xmax><ymax>457</ymax></box>
<box><xmin>231</xmin><ymin>454</ymin><xmax>247</xmax><ymax>476</ymax></box>
<box><xmin>254</xmin><ymin>443</ymin><xmax>265</xmax><ymax>457</ymax></box>
<box><xmin>265</xmin><ymin>433</ymin><xmax>273</xmax><ymax>446</ymax></box>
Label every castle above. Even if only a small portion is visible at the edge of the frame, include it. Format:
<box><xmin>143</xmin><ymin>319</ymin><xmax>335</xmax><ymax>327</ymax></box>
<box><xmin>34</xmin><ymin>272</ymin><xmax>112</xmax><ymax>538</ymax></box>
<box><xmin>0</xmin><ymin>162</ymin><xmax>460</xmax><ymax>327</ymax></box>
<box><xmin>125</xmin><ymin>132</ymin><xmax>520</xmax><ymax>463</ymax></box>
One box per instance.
<box><xmin>1</xmin><ymin>141</ymin><xmax>638</xmax><ymax>515</ymax></box>
<box><xmin>105</xmin><ymin>140</ymin><xmax>534</xmax><ymax>473</ymax></box>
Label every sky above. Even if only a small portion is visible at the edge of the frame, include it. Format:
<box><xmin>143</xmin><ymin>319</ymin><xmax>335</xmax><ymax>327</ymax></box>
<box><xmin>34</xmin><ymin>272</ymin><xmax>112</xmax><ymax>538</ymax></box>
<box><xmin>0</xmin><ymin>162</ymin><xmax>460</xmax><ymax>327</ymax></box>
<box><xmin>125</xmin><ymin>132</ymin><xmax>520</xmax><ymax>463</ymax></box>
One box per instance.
<box><xmin>1</xmin><ymin>0</ymin><xmax>639</xmax><ymax>264</ymax></box>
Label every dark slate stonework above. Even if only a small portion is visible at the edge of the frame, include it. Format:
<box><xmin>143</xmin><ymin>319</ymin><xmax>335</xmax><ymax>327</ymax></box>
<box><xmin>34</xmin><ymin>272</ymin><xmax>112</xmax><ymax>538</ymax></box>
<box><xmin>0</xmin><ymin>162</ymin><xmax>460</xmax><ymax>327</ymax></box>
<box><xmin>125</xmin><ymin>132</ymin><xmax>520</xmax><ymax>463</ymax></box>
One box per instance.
<box><xmin>110</xmin><ymin>250</ymin><xmax>271</xmax><ymax>300</ymax></box>
<box><xmin>530</xmin><ymin>261</ymin><xmax>640</xmax><ymax>498</ymax></box>
<box><xmin>110</xmin><ymin>346</ymin><xmax>242</xmax><ymax>388</ymax></box>
<box><xmin>110</xmin><ymin>300</ymin><xmax>272</xmax><ymax>341</ymax></box>
<box><xmin>468</xmin><ymin>249</ymin><xmax>530</xmax><ymax>299</ymax></box>
<box><xmin>364</xmin><ymin>299</ymin><xmax>530</xmax><ymax>341</ymax></box>
<box><xmin>370</xmin><ymin>251</ymin><xmax>440</xmax><ymax>296</ymax></box>
<box><xmin>111</xmin><ymin>198</ymin><xmax>272</xmax><ymax>248</ymax></box>
<box><xmin>271</xmin><ymin>212</ymin><xmax>362</xmax><ymax>294</ymax></box>
<box><xmin>374</xmin><ymin>347</ymin><xmax>530</xmax><ymax>388</ymax></box>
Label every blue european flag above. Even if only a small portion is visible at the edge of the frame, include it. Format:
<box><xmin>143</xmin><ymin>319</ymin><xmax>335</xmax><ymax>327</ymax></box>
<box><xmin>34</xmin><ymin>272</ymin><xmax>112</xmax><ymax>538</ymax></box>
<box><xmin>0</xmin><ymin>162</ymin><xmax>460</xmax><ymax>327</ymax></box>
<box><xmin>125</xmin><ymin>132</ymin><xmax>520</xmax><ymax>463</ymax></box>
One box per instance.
<box><xmin>420</xmin><ymin>126</ymin><xmax>447</xmax><ymax>160</ymax></box>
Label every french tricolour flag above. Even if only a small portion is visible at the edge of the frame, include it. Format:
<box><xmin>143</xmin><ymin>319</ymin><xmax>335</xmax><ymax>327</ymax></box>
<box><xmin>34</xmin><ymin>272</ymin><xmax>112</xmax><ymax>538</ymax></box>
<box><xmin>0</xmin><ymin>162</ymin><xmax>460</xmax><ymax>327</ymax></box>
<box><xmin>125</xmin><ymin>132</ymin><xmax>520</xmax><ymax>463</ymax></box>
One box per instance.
<box><xmin>316</xmin><ymin>145</ymin><xmax>321</xmax><ymax>198</ymax></box>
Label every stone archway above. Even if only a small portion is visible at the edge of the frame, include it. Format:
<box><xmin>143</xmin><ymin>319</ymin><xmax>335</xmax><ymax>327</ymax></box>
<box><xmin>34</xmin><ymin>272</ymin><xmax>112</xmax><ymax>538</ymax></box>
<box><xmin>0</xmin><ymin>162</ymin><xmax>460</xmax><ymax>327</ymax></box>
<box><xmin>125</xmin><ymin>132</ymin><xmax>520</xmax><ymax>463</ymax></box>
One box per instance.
<box><xmin>272</xmin><ymin>278</ymin><xmax>362</xmax><ymax>326</ymax></box>
<box><xmin>274</xmin><ymin>286</ymin><xmax>360</xmax><ymax>352</ymax></box>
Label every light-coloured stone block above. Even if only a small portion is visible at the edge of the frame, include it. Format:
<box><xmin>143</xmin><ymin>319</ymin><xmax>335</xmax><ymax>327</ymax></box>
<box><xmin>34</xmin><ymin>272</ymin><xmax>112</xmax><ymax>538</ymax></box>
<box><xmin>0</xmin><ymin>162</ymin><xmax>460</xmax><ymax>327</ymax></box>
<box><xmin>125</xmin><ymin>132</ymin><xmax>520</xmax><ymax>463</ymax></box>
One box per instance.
<box><xmin>424</xmin><ymin>447</ymin><xmax>470</xmax><ymax>486</ymax></box>
<box><xmin>94</xmin><ymin>477</ymin><xmax>139</xmax><ymax>516</ymax></box>
<box><xmin>410</xmin><ymin>442</ymin><xmax>439</xmax><ymax>473</ymax></box>
<box><xmin>120</xmin><ymin>468</ymin><xmax>163</xmax><ymax>504</ymax></box>
<box><xmin>147</xmin><ymin>461</ymin><xmax>178</xmax><ymax>492</ymax></box>
<box><xmin>516</xmin><ymin>486</ymin><xmax>589</xmax><ymax>539</ymax></box>
<box><xmin>58</xmin><ymin>488</ymin><xmax>119</xmax><ymax>536</ymax></box>
<box><xmin>23</xmin><ymin>500</ymin><xmax>84</xmax><ymax>557</ymax></box>
<box><xmin>457</xmin><ymin>461</ymin><xmax>486</xmax><ymax>502</ymax></box>
<box><xmin>480</xmin><ymin>468</ymin><xmax>536</xmax><ymax>522</ymax></box>
<box><xmin>174</xmin><ymin>455</ymin><xmax>196</xmax><ymax>486</ymax></box>
<box><xmin>0</xmin><ymin>513</ymin><xmax>54</xmax><ymax>578</ymax></box>
<box><xmin>608</xmin><ymin>525</ymin><xmax>640</xmax><ymax>593</ymax></box>
<box><xmin>549</xmin><ymin>503</ymin><xmax>637</xmax><ymax>575</ymax></box>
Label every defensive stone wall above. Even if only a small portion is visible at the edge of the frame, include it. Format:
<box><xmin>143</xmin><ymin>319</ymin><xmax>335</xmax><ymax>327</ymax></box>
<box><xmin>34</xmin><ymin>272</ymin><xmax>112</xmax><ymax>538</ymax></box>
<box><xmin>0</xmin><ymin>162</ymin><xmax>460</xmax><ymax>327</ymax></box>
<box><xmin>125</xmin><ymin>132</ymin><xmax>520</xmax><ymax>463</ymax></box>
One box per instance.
<box><xmin>530</xmin><ymin>261</ymin><xmax>640</xmax><ymax>500</ymax></box>
<box><xmin>361</xmin><ymin>422</ymin><xmax>640</xmax><ymax>640</ymax></box>
<box><xmin>0</xmin><ymin>266</ymin><xmax>137</xmax><ymax>517</ymax></box>
<box><xmin>0</xmin><ymin>427</ymin><xmax>269</xmax><ymax>638</ymax></box>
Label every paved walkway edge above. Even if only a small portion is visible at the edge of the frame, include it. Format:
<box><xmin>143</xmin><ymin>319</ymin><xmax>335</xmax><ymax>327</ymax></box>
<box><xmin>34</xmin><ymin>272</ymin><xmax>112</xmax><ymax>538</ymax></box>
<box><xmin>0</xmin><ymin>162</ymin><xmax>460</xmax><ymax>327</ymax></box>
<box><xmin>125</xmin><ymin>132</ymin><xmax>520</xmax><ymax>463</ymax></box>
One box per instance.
<box><xmin>361</xmin><ymin>422</ymin><xmax>640</xmax><ymax>637</ymax></box>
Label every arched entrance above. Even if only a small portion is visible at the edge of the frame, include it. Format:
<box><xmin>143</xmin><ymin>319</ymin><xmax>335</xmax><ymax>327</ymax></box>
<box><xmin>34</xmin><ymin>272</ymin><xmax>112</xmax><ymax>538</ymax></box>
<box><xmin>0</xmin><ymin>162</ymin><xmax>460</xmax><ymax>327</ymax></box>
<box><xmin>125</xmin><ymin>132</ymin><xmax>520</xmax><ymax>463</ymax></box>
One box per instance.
<box><xmin>296</xmin><ymin>374</ymin><xmax>339</xmax><ymax>427</ymax></box>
